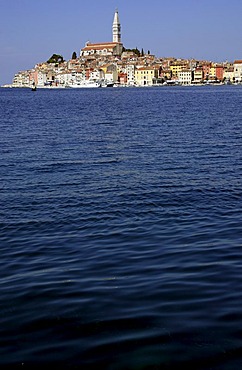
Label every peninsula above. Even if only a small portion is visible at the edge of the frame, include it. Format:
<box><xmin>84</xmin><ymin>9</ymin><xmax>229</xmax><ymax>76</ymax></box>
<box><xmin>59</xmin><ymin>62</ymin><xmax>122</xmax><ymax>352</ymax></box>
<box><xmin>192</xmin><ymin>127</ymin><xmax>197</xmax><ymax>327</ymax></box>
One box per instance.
<box><xmin>4</xmin><ymin>10</ymin><xmax>242</xmax><ymax>88</ymax></box>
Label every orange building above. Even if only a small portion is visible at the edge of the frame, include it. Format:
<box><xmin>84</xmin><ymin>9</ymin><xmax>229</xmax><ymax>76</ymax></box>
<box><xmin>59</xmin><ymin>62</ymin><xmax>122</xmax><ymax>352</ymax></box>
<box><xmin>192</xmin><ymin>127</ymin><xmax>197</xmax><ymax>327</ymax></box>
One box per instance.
<box><xmin>215</xmin><ymin>65</ymin><xmax>224</xmax><ymax>81</ymax></box>
<box><xmin>118</xmin><ymin>72</ymin><xmax>127</xmax><ymax>85</ymax></box>
<box><xmin>202</xmin><ymin>62</ymin><xmax>211</xmax><ymax>80</ymax></box>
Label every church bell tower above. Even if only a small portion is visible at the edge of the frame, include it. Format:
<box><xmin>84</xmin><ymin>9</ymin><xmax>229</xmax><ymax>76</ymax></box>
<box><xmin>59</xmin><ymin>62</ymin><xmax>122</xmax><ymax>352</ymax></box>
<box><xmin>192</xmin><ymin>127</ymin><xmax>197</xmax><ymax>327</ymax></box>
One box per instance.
<box><xmin>112</xmin><ymin>9</ymin><xmax>121</xmax><ymax>43</ymax></box>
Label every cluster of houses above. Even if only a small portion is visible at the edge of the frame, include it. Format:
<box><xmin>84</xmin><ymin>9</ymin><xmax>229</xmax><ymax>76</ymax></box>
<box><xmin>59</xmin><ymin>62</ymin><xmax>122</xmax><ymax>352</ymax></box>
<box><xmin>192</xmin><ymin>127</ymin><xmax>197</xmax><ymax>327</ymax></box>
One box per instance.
<box><xmin>10</xmin><ymin>53</ymin><xmax>242</xmax><ymax>88</ymax></box>
<box><xmin>7</xmin><ymin>10</ymin><xmax>242</xmax><ymax>88</ymax></box>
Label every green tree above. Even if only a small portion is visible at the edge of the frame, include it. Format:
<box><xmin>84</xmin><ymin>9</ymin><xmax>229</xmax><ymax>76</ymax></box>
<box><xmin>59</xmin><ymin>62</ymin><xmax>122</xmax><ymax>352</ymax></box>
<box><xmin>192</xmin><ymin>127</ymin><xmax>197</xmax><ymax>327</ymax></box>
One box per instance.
<box><xmin>121</xmin><ymin>47</ymin><xmax>141</xmax><ymax>57</ymax></box>
<box><xmin>141</xmin><ymin>48</ymin><xmax>144</xmax><ymax>56</ymax></box>
<box><xmin>72</xmin><ymin>51</ymin><xmax>77</xmax><ymax>59</ymax></box>
<box><xmin>47</xmin><ymin>54</ymin><xmax>65</xmax><ymax>64</ymax></box>
<box><xmin>134</xmin><ymin>47</ymin><xmax>140</xmax><ymax>57</ymax></box>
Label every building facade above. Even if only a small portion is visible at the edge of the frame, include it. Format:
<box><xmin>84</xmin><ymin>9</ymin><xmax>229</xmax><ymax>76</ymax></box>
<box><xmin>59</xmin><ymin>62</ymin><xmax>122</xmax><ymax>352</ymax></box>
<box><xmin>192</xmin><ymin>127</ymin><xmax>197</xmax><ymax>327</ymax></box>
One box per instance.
<box><xmin>170</xmin><ymin>61</ymin><xmax>188</xmax><ymax>78</ymax></box>
<box><xmin>178</xmin><ymin>69</ymin><xmax>193</xmax><ymax>85</ymax></box>
<box><xmin>126</xmin><ymin>64</ymin><xmax>135</xmax><ymax>85</ymax></box>
<box><xmin>135</xmin><ymin>67</ymin><xmax>159</xmax><ymax>86</ymax></box>
<box><xmin>234</xmin><ymin>60</ymin><xmax>242</xmax><ymax>82</ymax></box>
<box><xmin>215</xmin><ymin>65</ymin><xmax>224</xmax><ymax>81</ymax></box>
<box><xmin>193</xmin><ymin>68</ymin><xmax>203</xmax><ymax>83</ymax></box>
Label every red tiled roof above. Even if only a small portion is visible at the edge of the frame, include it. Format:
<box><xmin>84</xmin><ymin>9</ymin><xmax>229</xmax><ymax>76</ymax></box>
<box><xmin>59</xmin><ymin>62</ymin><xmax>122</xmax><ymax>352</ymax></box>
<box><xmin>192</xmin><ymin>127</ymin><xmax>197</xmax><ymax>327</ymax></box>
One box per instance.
<box><xmin>136</xmin><ymin>66</ymin><xmax>159</xmax><ymax>71</ymax></box>
<box><xmin>82</xmin><ymin>42</ymin><xmax>122</xmax><ymax>51</ymax></box>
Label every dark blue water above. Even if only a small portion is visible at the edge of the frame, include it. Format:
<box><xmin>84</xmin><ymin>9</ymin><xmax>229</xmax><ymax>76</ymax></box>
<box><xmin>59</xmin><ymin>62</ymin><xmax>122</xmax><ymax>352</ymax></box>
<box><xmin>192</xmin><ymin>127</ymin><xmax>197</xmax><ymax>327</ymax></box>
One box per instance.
<box><xmin>1</xmin><ymin>86</ymin><xmax>242</xmax><ymax>369</ymax></box>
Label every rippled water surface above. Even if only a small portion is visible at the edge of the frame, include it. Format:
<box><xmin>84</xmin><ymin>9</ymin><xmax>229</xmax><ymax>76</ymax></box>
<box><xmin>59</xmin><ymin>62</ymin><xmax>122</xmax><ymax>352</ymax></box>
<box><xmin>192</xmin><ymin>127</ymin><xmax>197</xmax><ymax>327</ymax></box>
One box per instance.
<box><xmin>1</xmin><ymin>86</ymin><xmax>242</xmax><ymax>369</ymax></box>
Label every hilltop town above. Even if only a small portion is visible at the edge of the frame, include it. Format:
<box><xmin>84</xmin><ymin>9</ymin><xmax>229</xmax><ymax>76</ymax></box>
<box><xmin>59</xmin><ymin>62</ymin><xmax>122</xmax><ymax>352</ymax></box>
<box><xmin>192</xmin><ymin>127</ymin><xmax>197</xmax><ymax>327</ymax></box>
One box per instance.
<box><xmin>5</xmin><ymin>10</ymin><xmax>242</xmax><ymax>88</ymax></box>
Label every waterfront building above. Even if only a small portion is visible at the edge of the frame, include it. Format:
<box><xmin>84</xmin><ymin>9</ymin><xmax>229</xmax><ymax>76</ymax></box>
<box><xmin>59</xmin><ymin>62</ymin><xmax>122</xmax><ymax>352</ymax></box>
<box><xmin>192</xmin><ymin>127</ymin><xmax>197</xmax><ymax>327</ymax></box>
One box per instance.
<box><xmin>178</xmin><ymin>69</ymin><xmax>193</xmax><ymax>85</ymax></box>
<box><xmin>80</xmin><ymin>10</ymin><xmax>123</xmax><ymax>57</ymax></box>
<box><xmin>126</xmin><ymin>64</ymin><xmax>136</xmax><ymax>85</ymax></box>
<box><xmin>71</xmin><ymin>70</ymin><xmax>86</xmax><ymax>85</ymax></box>
<box><xmin>37</xmin><ymin>70</ymin><xmax>47</xmax><ymax>86</ymax></box>
<box><xmin>233</xmin><ymin>60</ymin><xmax>242</xmax><ymax>82</ymax></box>
<box><xmin>193</xmin><ymin>67</ymin><xmax>203</xmax><ymax>83</ymax></box>
<box><xmin>29</xmin><ymin>69</ymin><xmax>38</xmax><ymax>86</ymax></box>
<box><xmin>209</xmin><ymin>64</ymin><xmax>216</xmax><ymax>80</ymax></box>
<box><xmin>201</xmin><ymin>62</ymin><xmax>212</xmax><ymax>80</ymax></box>
<box><xmin>105</xmin><ymin>64</ymin><xmax>118</xmax><ymax>82</ymax></box>
<box><xmin>223</xmin><ymin>67</ymin><xmax>234</xmax><ymax>82</ymax></box>
<box><xmin>170</xmin><ymin>60</ymin><xmax>189</xmax><ymax>78</ymax></box>
<box><xmin>135</xmin><ymin>66</ymin><xmax>159</xmax><ymax>86</ymax></box>
<box><xmin>12</xmin><ymin>70</ymin><xmax>31</xmax><ymax>87</ymax></box>
<box><xmin>118</xmin><ymin>72</ymin><xmax>128</xmax><ymax>85</ymax></box>
<box><xmin>116</xmin><ymin>61</ymin><xmax>124</xmax><ymax>74</ymax></box>
<box><xmin>89</xmin><ymin>69</ymin><xmax>105</xmax><ymax>81</ymax></box>
<box><xmin>215</xmin><ymin>65</ymin><xmax>224</xmax><ymax>81</ymax></box>
<box><xmin>159</xmin><ymin>68</ymin><xmax>172</xmax><ymax>81</ymax></box>
<box><xmin>55</xmin><ymin>71</ymin><xmax>69</xmax><ymax>87</ymax></box>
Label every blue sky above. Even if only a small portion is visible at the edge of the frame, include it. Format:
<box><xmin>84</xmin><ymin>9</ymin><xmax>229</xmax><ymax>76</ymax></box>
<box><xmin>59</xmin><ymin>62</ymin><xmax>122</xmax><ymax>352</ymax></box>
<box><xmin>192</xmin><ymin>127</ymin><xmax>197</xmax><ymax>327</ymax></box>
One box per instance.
<box><xmin>1</xmin><ymin>0</ymin><xmax>242</xmax><ymax>85</ymax></box>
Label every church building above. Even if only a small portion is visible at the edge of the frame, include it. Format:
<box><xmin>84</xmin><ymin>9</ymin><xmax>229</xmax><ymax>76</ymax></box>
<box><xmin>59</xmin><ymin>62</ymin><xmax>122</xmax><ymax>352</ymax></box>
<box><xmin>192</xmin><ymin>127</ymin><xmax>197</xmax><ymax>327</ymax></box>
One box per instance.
<box><xmin>80</xmin><ymin>10</ymin><xmax>123</xmax><ymax>57</ymax></box>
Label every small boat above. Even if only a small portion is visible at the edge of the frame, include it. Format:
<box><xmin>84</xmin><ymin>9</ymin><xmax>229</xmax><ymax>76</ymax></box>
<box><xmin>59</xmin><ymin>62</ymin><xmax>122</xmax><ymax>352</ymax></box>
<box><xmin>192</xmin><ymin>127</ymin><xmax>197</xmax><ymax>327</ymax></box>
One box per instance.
<box><xmin>104</xmin><ymin>82</ymin><xmax>114</xmax><ymax>88</ymax></box>
<box><xmin>101</xmin><ymin>80</ymin><xmax>114</xmax><ymax>88</ymax></box>
<box><xmin>69</xmin><ymin>80</ymin><xmax>100</xmax><ymax>88</ymax></box>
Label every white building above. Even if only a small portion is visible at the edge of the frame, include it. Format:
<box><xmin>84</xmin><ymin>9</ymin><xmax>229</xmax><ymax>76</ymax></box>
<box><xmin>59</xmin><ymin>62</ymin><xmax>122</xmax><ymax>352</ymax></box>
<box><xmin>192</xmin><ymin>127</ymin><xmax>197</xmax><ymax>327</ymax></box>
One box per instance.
<box><xmin>233</xmin><ymin>60</ymin><xmax>242</xmax><ymax>82</ymax></box>
<box><xmin>178</xmin><ymin>69</ymin><xmax>193</xmax><ymax>85</ymax></box>
<box><xmin>126</xmin><ymin>64</ymin><xmax>136</xmax><ymax>85</ymax></box>
<box><xmin>37</xmin><ymin>70</ymin><xmax>47</xmax><ymax>86</ymax></box>
<box><xmin>12</xmin><ymin>71</ymin><xmax>30</xmax><ymax>87</ymax></box>
<box><xmin>89</xmin><ymin>69</ymin><xmax>104</xmax><ymax>81</ymax></box>
<box><xmin>104</xmin><ymin>64</ymin><xmax>118</xmax><ymax>83</ymax></box>
<box><xmin>223</xmin><ymin>67</ymin><xmax>234</xmax><ymax>83</ymax></box>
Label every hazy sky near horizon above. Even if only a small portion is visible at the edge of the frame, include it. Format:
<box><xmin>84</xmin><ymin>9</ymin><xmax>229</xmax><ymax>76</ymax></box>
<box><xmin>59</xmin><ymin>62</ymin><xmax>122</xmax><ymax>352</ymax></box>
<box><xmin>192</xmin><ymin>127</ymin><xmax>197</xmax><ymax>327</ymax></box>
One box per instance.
<box><xmin>1</xmin><ymin>0</ymin><xmax>242</xmax><ymax>84</ymax></box>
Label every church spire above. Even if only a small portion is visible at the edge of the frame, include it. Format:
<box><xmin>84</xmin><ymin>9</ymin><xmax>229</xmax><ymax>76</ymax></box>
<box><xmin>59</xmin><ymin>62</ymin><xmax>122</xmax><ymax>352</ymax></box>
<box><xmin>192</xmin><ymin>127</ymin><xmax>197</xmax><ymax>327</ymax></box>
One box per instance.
<box><xmin>112</xmin><ymin>9</ymin><xmax>121</xmax><ymax>43</ymax></box>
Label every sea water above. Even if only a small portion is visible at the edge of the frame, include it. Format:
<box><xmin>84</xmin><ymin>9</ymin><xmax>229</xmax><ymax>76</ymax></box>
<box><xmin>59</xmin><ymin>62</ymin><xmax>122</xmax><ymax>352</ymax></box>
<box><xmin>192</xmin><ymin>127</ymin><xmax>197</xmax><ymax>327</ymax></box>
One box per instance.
<box><xmin>0</xmin><ymin>86</ymin><xmax>242</xmax><ymax>369</ymax></box>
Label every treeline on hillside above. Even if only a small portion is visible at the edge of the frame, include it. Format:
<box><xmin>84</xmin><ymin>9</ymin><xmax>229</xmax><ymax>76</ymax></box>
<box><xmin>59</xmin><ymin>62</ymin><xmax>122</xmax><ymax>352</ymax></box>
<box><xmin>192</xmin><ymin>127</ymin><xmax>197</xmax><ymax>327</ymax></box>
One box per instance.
<box><xmin>122</xmin><ymin>47</ymin><xmax>150</xmax><ymax>56</ymax></box>
<box><xmin>46</xmin><ymin>48</ymin><xmax>151</xmax><ymax>65</ymax></box>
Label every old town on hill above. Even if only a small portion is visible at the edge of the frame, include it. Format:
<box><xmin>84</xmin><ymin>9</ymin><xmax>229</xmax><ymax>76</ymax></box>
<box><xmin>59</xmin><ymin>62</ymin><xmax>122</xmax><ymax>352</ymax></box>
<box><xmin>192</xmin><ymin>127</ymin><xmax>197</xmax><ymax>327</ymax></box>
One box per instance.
<box><xmin>5</xmin><ymin>10</ymin><xmax>242</xmax><ymax>88</ymax></box>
